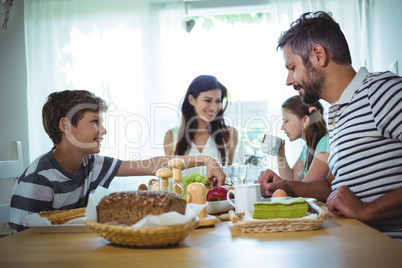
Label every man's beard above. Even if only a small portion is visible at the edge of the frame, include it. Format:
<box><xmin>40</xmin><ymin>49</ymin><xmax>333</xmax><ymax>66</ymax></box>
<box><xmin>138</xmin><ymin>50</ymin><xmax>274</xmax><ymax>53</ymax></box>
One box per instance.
<box><xmin>299</xmin><ymin>64</ymin><xmax>325</xmax><ymax>104</ymax></box>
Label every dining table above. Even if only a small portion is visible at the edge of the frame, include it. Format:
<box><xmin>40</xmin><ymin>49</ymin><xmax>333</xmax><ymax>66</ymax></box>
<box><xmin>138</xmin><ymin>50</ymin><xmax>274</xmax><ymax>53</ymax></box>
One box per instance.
<box><xmin>1</xmin><ymin>210</ymin><xmax>402</xmax><ymax>268</ymax></box>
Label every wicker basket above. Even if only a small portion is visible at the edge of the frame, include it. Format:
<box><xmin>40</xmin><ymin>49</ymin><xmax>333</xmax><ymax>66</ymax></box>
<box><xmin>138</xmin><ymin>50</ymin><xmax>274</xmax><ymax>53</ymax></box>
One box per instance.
<box><xmin>232</xmin><ymin>202</ymin><xmax>329</xmax><ymax>233</ymax></box>
<box><xmin>86</xmin><ymin>217</ymin><xmax>199</xmax><ymax>247</ymax></box>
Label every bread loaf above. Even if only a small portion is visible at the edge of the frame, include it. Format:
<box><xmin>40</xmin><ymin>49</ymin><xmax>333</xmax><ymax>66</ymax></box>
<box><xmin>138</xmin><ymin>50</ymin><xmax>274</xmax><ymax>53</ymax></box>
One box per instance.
<box><xmin>96</xmin><ymin>191</ymin><xmax>186</xmax><ymax>225</ymax></box>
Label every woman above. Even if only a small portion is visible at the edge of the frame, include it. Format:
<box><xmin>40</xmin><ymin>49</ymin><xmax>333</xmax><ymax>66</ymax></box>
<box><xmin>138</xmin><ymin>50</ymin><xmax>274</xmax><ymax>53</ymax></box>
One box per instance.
<box><xmin>277</xmin><ymin>95</ymin><xmax>330</xmax><ymax>181</ymax></box>
<box><xmin>164</xmin><ymin>75</ymin><xmax>238</xmax><ymax>176</ymax></box>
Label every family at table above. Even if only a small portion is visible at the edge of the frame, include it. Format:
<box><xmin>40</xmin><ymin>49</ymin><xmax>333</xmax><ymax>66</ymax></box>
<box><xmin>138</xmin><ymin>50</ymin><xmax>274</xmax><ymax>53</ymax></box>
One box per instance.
<box><xmin>8</xmin><ymin>11</ymin><xmax>402</xmax><ymax>242</ymax></box>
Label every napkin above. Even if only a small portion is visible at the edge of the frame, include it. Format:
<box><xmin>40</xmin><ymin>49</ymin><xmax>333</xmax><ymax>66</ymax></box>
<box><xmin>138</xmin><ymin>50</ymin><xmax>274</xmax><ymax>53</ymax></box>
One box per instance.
<box><xmin>86</xmin><ymin>186</ymin><xmax>205</xmax><ymax>227</ymax></box>
<box><xmin>244</xmin><ymin>210</ymin><xmax>317</xmax><ymax>221</ymax></box>
<box><xmin>21</xmin><ymin>213</ymin><xmax>52</xmax><ymax>226</ymax></box>
<box><xmin>21</xmin><ymin>211</ymin><xmax>86</xmax><ymax>226</ymax></box>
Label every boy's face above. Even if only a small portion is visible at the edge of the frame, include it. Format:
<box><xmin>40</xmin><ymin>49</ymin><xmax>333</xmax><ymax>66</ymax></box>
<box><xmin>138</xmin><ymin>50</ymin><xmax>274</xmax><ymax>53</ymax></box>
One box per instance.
<box><xmin>68</xmin><ymin>111</ymin><xmax>106</xmax><ymax>154</ymax></box>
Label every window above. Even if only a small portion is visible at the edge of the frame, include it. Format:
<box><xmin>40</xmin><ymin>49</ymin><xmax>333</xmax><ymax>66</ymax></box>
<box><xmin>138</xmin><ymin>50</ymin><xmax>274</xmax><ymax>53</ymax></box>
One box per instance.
<box><xmin>25</xmin><ymin>0</ymin><xmax>362</xmax><ymax>179</ymax></box>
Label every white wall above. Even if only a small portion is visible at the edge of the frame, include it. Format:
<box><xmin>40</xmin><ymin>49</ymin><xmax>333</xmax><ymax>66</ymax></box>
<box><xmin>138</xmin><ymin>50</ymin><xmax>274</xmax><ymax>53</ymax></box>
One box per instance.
<box><xmin>0</xmin><ymin>0</ymin><xmax>29</xmax><ymax>167</ymax></box>
<box><xmin>0</xmin><ymin>0</ymin><xmax>401</xmax><ymax>167</ymax></box>
<box><xmin>369</xmin><ymin>0</ymin><xmax>402</xmax><ymax>74</ymax></box>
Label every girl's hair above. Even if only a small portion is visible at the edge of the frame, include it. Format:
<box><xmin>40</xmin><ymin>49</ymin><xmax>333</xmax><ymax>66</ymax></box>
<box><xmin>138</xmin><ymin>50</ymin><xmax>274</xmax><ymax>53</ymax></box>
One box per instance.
<box><xmin>175</xmin><ymin>75</ymin><xmax>230</xmax><ymax>165</ymax></box>
<box><xmin>282</xmin><ymin>95</ymin><xmax>328</xmax><ymax>173</ymax></box>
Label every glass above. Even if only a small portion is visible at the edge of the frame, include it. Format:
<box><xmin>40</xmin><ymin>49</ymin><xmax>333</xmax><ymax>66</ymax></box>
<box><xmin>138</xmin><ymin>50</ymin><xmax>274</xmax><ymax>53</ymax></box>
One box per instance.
<box><xmin>223</xmin><ymin>164</ymin><xmax>247</xmax><ymax>185</ymax></box>
<box><xmin>158</xmin><ymin>177</ymin><xmax>171</xmax><ymax>192</ymax></box>
<box><xmin>233</xmin><ymin>164</ymin><xmax>247</xmax><ymax>185</ymax></box>
<box><xmin>222</xmin><ymin>165</ymin><xmax>234</xmax><ymax>185</ymax></box>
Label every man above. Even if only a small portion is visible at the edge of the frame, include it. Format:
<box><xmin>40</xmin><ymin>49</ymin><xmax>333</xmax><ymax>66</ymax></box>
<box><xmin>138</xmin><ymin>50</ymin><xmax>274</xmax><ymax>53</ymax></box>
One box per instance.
<box><xmin>258</xmin><ymin>11</ymin><xmax>402</xmax><ymax>241</ymax></box>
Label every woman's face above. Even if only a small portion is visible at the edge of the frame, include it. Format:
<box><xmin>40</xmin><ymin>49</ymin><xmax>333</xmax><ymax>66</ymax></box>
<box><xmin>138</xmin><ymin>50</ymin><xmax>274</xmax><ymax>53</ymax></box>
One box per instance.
<box><xmin>281</xmin><ymin>108</ymin><xmax>304</xmax><ymax>141</ymax></box>
<box><xmin>189</xmin><ymin>89</ymin><xmax>222</xmax><ymax>123</ymax></box>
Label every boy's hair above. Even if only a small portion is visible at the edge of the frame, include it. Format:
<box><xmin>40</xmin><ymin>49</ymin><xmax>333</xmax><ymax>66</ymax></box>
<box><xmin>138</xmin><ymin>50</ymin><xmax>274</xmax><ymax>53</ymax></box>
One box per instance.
<box><xmin>42</xmin><ymin>90</ymin><xmax>107</xmax><ymax>145</ymax></box>
<box><xmin>277</xmin><ymin>11</ymin><xmax>352</xmax><ymax>66</ymax></box>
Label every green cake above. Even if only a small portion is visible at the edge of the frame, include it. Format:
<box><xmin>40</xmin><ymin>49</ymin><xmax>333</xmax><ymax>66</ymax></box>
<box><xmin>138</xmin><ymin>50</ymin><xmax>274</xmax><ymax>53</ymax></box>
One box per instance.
<box><xmin>252</xmin><ymin>197</ymin><xmax>308</xmax><ymax>219</ymax></box>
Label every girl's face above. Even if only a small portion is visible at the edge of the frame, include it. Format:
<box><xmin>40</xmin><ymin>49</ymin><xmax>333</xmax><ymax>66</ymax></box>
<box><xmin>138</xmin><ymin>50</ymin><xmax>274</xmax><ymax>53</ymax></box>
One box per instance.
<box><xmin>281</xmin><ymin>108</ymin><xmax>305</xmax><ymax>141</ymax></box>
<box><xmin>189</xmin><ymin>89</ymin><xmax>222</xmax><ymax>123</ymax></box>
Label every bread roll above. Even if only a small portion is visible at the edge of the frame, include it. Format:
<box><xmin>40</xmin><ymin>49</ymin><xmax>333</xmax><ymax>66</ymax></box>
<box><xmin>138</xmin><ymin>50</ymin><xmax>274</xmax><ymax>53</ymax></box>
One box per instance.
<box><xmin>39</xmin><ymin>208</ymin><xmax>86</xmax><ymax>224</ymax></box>
<box><xmin>96</xmin><ymin>191</ymin><xmax>186</xmax><ymax>225</ymax></box>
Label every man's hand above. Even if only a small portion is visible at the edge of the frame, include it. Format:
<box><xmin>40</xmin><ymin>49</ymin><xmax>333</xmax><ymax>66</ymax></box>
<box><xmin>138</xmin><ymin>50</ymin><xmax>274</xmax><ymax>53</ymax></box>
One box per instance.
<box><xmin>326</xmin><ymin>185</ymin><xmax>366</xmax><ymax>220</ymax></box>
<box><xmin>257</xmin><ymin>169</ymin><xmax>286</xmax><ymax>196</ymax></box>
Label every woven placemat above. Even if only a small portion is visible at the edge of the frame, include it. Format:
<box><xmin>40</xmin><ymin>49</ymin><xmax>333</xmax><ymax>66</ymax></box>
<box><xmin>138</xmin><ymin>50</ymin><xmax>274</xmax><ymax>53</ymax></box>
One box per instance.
<box><xmin>233</xmin><ymin>202</ymin><xmax>329</xmax><ymax>233</ymax></box>
<box><xmin>86</xmin><ymin>217</ymin><xmax>199</xmax><ymax>247</ymax></box>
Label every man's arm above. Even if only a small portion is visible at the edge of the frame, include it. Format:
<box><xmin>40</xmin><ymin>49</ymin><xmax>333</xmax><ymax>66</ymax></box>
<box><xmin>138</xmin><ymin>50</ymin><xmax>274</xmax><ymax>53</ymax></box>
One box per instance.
<box><xmin>327</xmin><ymin>185</ymin><xmax>402</xmax><ymax>222</ymax></box>
<box><xmin>258</xmin><ymin>169</ymin><xmax>333</xmax><ymax>202</ymax></box>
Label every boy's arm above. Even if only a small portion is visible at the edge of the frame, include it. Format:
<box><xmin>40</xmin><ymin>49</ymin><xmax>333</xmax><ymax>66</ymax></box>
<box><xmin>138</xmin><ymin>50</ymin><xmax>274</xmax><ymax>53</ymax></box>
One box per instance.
<box><xmin>116</xmin><ymin>156</ymin><xmax>226</xmax><ymax>185</ymax></box>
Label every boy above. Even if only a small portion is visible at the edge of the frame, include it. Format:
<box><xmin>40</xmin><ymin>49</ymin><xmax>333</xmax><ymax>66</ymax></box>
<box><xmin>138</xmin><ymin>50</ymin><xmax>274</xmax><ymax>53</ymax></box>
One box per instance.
<box><xmin>10</xmin><ymin>90</ymin><xmax>225</xmax><ymax>232</ymax></box>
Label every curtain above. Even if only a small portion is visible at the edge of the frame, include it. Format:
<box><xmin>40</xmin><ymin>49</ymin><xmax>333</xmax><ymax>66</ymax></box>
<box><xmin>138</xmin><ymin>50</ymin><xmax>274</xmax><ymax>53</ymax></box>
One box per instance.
<box><xmin>24</xmin><ymin>0</ymin><xmax>363</xmax><ymax>169</ymax></box>
<box><xmin>1</xmin><ymin>0</ymin><xmax>13</xmax><ymax>30</ymax></box>
<box><xmin>24</xmin><ymin>0</ymin><xmax>186</xmax><ymax>161</ymax></box>
<box><xmin>270</xmin><ymin>0</ymin><xmax>364</xmax><ymax>72</ymax></box>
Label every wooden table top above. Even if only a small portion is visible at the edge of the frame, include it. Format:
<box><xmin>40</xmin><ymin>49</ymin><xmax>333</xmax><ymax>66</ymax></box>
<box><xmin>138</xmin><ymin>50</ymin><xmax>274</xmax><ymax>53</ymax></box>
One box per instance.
<box><xmin>1</xmin><ymin>216</ymin><xmax>402</xmax><ymax>268</ymax></box>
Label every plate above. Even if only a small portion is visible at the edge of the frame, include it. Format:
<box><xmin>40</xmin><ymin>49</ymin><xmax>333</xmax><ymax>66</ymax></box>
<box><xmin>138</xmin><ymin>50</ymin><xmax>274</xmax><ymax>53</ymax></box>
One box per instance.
<box><xmin>261</xmin><ymin>197</ymin><xmax>317</xmax><ymax>203</ymax></box>
<box><xmin>29</xmin><ymin>224</ymin><xmax>91</xmax><ymax>233</ymax></box>
<box><xmin>206</xmin><ymin>200</ymin><xmax>234</xmax><ymax>214</ymax></box>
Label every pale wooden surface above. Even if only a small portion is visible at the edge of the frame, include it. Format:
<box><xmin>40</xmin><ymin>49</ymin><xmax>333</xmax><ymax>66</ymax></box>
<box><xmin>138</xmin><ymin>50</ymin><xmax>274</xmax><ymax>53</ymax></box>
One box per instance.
<box><xmin>1</xmin><ymin>216</ymin><xmax>402</xmax><ymax>268</ymax></box>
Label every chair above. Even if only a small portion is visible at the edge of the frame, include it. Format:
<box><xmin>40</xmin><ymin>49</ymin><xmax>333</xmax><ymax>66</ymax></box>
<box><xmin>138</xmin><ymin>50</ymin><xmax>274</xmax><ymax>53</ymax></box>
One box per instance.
<box><xmin>0</xmin><ymin>141</ymin><xmax>24</xmax><ymax>228</ymax></box>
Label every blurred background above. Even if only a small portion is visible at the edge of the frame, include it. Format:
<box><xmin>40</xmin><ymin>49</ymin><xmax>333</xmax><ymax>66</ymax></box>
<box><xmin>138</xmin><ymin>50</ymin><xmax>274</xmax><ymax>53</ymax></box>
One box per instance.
<box><xmin>1</xmin><ymin>0</ymin><xmax>401</xmax><ymax>187</ymax></box>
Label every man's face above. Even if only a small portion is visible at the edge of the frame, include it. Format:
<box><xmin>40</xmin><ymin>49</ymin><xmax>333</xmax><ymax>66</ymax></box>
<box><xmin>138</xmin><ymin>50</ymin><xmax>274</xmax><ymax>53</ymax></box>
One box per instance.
<box><xmin>283</xmin><ymin>45</ymin><xmax>324</xmax><ymax>104</ymax></box>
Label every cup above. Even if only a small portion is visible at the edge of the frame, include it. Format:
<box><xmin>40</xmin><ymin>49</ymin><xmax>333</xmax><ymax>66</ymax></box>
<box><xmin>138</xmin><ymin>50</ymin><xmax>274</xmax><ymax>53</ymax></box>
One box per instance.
<box><xmin>226</xmin><ymin>184</ymin><xmax>261</xmax><ymax>213</ymax></box>
<box><xmin>262</xmin><ymin>134</ymin><xmax>282</xmax><ymax>155</ymax></box>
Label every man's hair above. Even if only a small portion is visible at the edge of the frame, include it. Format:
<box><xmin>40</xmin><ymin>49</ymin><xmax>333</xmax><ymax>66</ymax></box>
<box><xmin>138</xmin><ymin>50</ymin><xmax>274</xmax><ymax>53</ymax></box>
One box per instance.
<box><xmin>277</xmin><ymin>11</ymin><xmax>352</xmax><ymax>65</ymax></box>
<box><xmin>42</xmin><ymin>90</ymin><xmax>107</xmax><ymax>145</ymax></box>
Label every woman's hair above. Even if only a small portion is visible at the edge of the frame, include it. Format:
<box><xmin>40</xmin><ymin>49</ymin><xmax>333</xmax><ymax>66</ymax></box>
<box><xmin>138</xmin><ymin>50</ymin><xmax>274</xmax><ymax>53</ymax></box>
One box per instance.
<box><xmin>42</xmin><ymin>90</ymin><xmax>107</xmax><ymax>145</ymax></box>
<box><xmin>175</xmin><ymin>75</ymin><xmax>230</xmax><ymax>165</ymax></box>
<box><xmin>277</xmin><ymin>11</ymin><xmax>351</xmax><ymax>66</ymax></box>
<box><xmin>281</xmin><ymin>95</ymin><xmax>328</xmax><ymax>173</ymax></box>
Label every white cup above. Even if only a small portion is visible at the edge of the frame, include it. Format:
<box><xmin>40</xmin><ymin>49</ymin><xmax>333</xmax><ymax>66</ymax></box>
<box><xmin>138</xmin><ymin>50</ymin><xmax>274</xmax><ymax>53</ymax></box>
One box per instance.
<box><xmin>262</xmin><ymin>134</ymin><xmax>282</xmax><ymax>155</ymax></box>
<box><xmin>226</xmin><ymin>184</ymin><xmax>261</xmax><ymax>213</ymax></box>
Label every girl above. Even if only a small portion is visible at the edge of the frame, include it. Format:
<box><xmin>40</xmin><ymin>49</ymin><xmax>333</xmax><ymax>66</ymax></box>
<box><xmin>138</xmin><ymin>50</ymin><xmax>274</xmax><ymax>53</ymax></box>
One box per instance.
<box><xmin>277</xmin><ymin>95</ymin><xmax>330</xmax><ymax>181</ymax></box>
<box><xmin>164</xmin><ymin>75</ymin><xmax>238</xmax><ymax>176</ymax></box>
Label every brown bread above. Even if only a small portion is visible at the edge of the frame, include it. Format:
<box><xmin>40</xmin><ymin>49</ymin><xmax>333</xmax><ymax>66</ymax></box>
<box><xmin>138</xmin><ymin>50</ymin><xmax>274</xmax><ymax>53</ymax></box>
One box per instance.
<box><xmin>96</xmin><ymin>191</ymin><xmax>186</xmax><ymax>225</ymax></box>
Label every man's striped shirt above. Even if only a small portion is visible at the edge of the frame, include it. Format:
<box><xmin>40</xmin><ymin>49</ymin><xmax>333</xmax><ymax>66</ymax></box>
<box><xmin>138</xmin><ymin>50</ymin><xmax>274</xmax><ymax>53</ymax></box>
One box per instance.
<box><xmin>327</xmin><ymin>67</ymin><xmax>402</xmax><ymax>241</ymax></box>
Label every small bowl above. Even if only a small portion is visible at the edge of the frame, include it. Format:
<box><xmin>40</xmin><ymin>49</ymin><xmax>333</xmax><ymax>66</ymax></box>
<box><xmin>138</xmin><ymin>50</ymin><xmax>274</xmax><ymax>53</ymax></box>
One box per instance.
<box><xmin>206</xmin><ymin>200</ymin><xmax>234</xmax><ymax>214</ymax></box>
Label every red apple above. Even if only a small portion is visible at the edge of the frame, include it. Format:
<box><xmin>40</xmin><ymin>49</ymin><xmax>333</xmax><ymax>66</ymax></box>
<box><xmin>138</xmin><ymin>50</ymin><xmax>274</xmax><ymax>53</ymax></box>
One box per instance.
<box><xmin>206</xmin><ymin>186</ymin><xmax>234</xmax><ymax>201</ymax></box>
